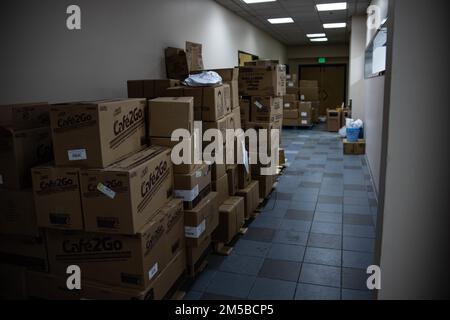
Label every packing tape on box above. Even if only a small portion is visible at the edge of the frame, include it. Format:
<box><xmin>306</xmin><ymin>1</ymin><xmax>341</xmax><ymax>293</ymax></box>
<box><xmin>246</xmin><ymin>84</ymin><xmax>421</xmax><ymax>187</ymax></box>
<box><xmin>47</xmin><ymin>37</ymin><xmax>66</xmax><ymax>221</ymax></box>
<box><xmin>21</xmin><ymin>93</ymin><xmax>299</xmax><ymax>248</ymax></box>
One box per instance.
<box><xmin>68</xmin><ymin>149</ymin><xmax>87</xmax><ymax>161</ymax></box>
<box><xmin>148</xmin><ymin>262</ymin><xmax>158</xmax><ymax>280</ymax></box>
<box><xmin>185</xmin><ymin>220</ymin><xmax>206</xmax><ymax>239</ymax></box>
<box><xmin>174</xmin><ymin>185</ymin><xmax>199</xmax><ymax>202</ymax></box>
<box><xmin>97</xmin><ymin>183</ymin><xmax>116</xmax><ymax>199</ymax></box>
<box><xmin>254</xmin><ymin>101</ymin><xmax>263</xmax><ymax>110</ymax></box>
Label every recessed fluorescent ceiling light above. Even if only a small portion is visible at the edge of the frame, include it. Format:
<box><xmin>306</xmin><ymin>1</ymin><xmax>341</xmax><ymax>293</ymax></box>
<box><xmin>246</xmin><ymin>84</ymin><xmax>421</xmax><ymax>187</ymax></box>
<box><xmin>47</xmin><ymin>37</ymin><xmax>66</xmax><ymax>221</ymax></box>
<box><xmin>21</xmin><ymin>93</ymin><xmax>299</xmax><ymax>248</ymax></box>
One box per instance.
<box><xmin>323</xmin><ymin>22</ymin><xmax>346</xmax><ymax>29</ymax></box>
<box><xmin>316</xmin><ymin>2</ymin><xmax>347</xmax><ymax>11</ymax></box>
<box><xmin>268</xmin><ymin>17</ymin><xmax>294</xmax><ymax>24</ymax></box>
<box><xmin>310</xmin><ymin>38</ymin><xmax>328</xmax><ymax>42</ymax></box>
<box><xmin>307</xmin><ymin>33</ymin><xmax>326</xmax><ymax>38</ymax></box>
<box><xmin>243</xmin><ymin>0</ymin><xmax>277</xmax><ymax>3</ymax></box>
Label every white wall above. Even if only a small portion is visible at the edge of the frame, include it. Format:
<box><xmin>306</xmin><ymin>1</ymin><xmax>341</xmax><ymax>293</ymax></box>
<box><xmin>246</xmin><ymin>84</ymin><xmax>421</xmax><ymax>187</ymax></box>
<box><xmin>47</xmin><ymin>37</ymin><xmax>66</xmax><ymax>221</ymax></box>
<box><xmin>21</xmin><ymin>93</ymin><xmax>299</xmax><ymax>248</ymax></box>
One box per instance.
<box><xmin>348</xmin><ymin>16</ymin><xmax>367</xmax><ymax>121</ymax></box>
<box><xmin>0</xmin><ymin>0</ymin><xmax>287</xmax><ymax>104</ymax></box>
<box><xmin>378</xmin><ymin>0</ymin><xmax>450</xmax><ymax>299</ymax></box>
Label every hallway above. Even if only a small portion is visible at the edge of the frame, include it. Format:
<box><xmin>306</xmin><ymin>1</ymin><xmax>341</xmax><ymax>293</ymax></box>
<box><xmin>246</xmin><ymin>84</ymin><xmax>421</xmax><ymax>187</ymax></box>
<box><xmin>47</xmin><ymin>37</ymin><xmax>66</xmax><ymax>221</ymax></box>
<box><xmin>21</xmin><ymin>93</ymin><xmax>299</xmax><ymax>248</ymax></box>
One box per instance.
<box><xmin>185</xmin><ymin>127</ymin><xmax>378</xmax><ymax>300</ymax></box>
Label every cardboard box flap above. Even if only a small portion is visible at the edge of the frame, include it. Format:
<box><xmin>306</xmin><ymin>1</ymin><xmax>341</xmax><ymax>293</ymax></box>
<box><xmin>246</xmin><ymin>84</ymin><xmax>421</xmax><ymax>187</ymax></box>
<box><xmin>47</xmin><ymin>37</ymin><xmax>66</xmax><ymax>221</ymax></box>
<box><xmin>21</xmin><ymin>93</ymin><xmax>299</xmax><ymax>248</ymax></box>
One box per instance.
<box><xmin>108</xmin><ymin>146</ymin><xmax>169</xmax><ymax>171</ymax></box>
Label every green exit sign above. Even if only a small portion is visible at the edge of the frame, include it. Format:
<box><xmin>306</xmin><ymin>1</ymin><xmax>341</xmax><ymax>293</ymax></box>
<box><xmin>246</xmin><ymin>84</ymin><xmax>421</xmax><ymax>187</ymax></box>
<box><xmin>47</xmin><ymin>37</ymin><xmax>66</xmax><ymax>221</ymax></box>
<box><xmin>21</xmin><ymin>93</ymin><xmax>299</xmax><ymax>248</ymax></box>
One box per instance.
<box><xmin>318</xmin><ymin>57</ymin><xmax>327</xmax><ymax>64</ymax></box>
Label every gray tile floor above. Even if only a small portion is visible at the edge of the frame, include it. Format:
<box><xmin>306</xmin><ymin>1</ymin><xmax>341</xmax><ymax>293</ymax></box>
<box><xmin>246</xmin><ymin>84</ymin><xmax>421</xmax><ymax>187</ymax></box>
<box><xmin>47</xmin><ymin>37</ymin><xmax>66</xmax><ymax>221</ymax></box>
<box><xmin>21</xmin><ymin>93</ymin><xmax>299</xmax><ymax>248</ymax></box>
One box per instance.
<box><xmin>185</xmin><ymin>127</ymin><xmax>378</xmax><ymax>300</ymax></box>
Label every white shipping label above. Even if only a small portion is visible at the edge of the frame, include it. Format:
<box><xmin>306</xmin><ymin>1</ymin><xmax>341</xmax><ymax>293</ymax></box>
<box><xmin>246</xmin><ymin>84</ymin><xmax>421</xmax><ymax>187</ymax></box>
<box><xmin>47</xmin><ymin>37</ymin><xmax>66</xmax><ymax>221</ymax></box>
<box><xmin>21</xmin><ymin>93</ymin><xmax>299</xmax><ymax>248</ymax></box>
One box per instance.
<box><xmin>174</xmin><ymin>185</ymin><xmax>199</xmax><ymax>202</ymax></box>
<box><xmin>185</xmin><ymin>220</ymin><xmax>206</xmax><ymax>239</ymax></box>
<box><xmin>68</xmin><ymin>149</ymin><xmax>87</xmax><ymax>161</ymax></box>
<box><xmin>284</xmin><ymin>103</ymin><xmax>291</xmax><ymax>108</ymax></box>
<box><xmin>300</xmin><ymin>95</ymin><xmax>305</xmax><ymax>101</ymax></box>
<box><xmin>301</xmin><ymin>120</ymin><xmax>308</xmax><ymax>125</ymax></box>
<box><xmin>195</xmin><ymin>170</ymin><xmax>202</xmax><ymax>178</ymax></box>
<box><xmin>148</xmin><ymin>263</ymin><xmax>158</xmax><ymax>280</ymax></box>
<box><xmin>97</xmin><ymin>183</ymin><xmax>116</xmax><ymax>199</ymax></box>
<box><xmin>0</xmin><ymin>174</ymin><xmax>3</xmax><ymax>185</ymax></box>
<box><xmin>288</xmin><ymin>82</ymin><xmax>294</xmax><ymax>87</ymax></box>
<box><xmin>254</xmin><ymin>101</ymin><xmax>263</xmax><ymax>109</ymax></box>
<box><xmin>301</xmin><ymin>112</ymin><xmax>308</xmax><ymax>117</ymax></box>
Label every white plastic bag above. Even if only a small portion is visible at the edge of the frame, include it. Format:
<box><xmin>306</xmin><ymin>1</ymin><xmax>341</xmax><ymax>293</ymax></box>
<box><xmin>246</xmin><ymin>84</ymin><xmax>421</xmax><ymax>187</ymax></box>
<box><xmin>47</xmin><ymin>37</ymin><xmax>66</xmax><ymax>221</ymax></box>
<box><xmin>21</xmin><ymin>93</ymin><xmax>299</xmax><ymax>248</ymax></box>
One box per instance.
<box><xmin>184</xmin><ymin>71</ymin><xmax>222</xmax><ymax>87</ymax></box>
<box><xmin>339</xmin><ymin>126</ymin><xmax>347</xmax><ymax>138</ymax></box>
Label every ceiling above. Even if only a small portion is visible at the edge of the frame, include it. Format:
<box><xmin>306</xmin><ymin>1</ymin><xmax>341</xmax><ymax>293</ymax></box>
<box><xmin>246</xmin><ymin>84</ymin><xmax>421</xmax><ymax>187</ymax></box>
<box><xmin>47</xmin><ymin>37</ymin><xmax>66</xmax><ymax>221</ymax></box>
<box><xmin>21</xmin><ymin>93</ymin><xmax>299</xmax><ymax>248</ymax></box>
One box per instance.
<box><xmin>214</xmin><ymin>0</ymin><xmax>370</xmax><ymax>46</ymax></box>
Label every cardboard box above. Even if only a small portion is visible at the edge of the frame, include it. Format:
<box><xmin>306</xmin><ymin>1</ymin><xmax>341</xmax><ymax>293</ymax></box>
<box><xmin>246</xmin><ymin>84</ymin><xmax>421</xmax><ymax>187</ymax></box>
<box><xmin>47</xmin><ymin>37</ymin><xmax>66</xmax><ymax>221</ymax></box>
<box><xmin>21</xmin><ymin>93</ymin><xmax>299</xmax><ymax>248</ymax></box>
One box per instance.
<box><xmin>203</xmin><ymin>117</ymin><xmax>227</xmax><ymax>144</ymax></box>
<box><xmin>239</xmin><ymin>98</ymin><xmax>251</xmax><ymax>127</ymax></box>
<box><xmin>149</xmin><ymin>97</ymin><xmax>194</xmax><ymax>138</ymax></box>
<box><xmin>283</xmin><ymin>109</ymin><xmax>299</xmax><ymax>119</ymax></box>
<box><xmin>0</xmin><ymin>233</ymin><xmax>48</xmax><ymax>272</ymax></box>
<box><xmin>226</xmin><ymin>165</ymin><xmax>238</xmax><ymax>196</ymax></box>
<box><xmin>46</xmin><ymin>198</ymin><xmax>184</xmax><ymax>290</ymax></box>
<box><xmin>236</xmin><ymin>180</ymin><xmax>259</xmax><ymax>219</ymax></box>
<box><xmin>251</xmin><ymin>97</ymin><xmax>283</xmax><ymax>123</ymax></box>
<box><xmin>299</xmin><ymin>80</ymin><xmax>319</xmax><ymax>88</ymax></box>
<box><xmin>237</xmin><ymin>164</ymin><xmax>251</xmax><ymax>189</ymax></box>
<box><xmin>0</xmin><ymin>189</ymin><xmax>37</xmax><ymax>236</ymax></box>
<box><xmin>154</xmin><ymin>80</ymin><xmax>182</xmax><ymax>98</ymax></box>
<box><xmin>245</xmin><ymin>122</ymin><xmax>275</xmax><ymax>154</ymax></box>
<box><xmin>186</xmin><ymin>234</ymin><xmax>211</xmax><ymax>270</ymax></box>
<box><xmin>343</xmin><ymin>139</ymin><xmax>366</xmax><ymax>155</ymax></box>
<box><xmin>239</xmin><ymin>65</ymin><xmax>286</xmax><ymax>97</ymax></box>
<box><xmin>26</xmin><ymin>249</ymin><xmax>186</xmax><ymax>300</ymax></box>
<box><xmin>327</xmin><ymin>109</ymin><xmax>341</xmax><ymax>132</ymax></box>
<box><xmin>211</xmin><ymin>68</ymin><xmax>239</xmax><ymax>109</ymax></box>
<box><xmin>186</xmin><ymin>42</ymin><xmax>204</xmax><ymax>72</ymax></box>
<box><xmin>183</xmin><ymin>86</ymin><xmax>204</xmax><ymax>110</ymax></box>
<box><xmin>0</xmin><ymin>126</ymin><xmax>53</xmax><ymax>190</ymax></box>
<box><xmin>299</xmin><ymin>102</ymin><xmax>312</xmax><ymax>118</ymax></box>
<box><xmin>127</xmin><ymin>80</ymin><xmax>144</xmax><ymax>98</ymax></box>
<box><xmin>0</xmin><ymin>264</ymin><xmax>27</xmax><ymax>300</ymax></box>
<box><xmin>174</xmin><ymin>164</ymin><xmax>211</xmax><ymax>210</ymax></box>
<box><xmin>229</xmin><ymin>106</ymin><xmax>242</xmax><ymax>131</ymax></box>
<box><xmin>212</xmin><ymin>173</ymin><xmax>229</xmax><ymax>206</ymax></box>
<box><xmin>283</xmin><ymin>118</ymin><xmax>300</xmax><ymax>126</ymax></box>
<box><xmin>222</xmin><ymin>84</ymin><xmax>232</xmax><ymax>115</ymax></box>
<box><xmin>202</xmin><ymin>85</ymin><xmax>227</xmax><ymax>121</ymax></box>
<box><xmin>184</xmin><ymin>192</ymin><xmax>219</xmax><ymax>247</ymax></box>
<box><xmin>283</xmin><ymin>94</ymin><xmax>298</xmax><ymax>108</ymax></box>
<box><xmin>286</xmin><ymin>87</ymin><xmax>299</xmax><ymax>95</ymax></box>
<box><xmin>80</xmin><ymin>146</ymin><xmax>173</xmax><ymax>234</ymax></box>
<box><xmin>165</xmin><ymin>47</ymin><xmax>189</xmax><ymax>80</ymax></box>
<box><xmin>50</xmin><ymin>99</ymin><xmax>147</xmax><ymax>168</ymax></box>
<box><xmin>211</xmin><ymin>151</ymin><xmax>226</xmax><ymax>181</ymax></box>
<box><xmin>212</xmin><ymin>196</ymin><xmax>245</xmax><ymax>244</ymax></box>
<box><xmin>300</xmin><ymin>87</ymin><xmax>319</xmax><ymax>101</ymax></box>
<box><xmin>254</xmin><ymin>174</ymin><xmax>275</xmax><ymax>199</ymax></box>
<box><xmin>31</xmin><ymin>165</ymin><xmax>83</xmax><ymax>230</ymax></box>
<box><xmin>150</xmin><ymin>137</ymin><xmax>196</xmax><ymax>175</ymax></box>
<box><xmin>0</xmin><ymin>102</ymin><xmax>49</xmax><ymax>129</ymax></box>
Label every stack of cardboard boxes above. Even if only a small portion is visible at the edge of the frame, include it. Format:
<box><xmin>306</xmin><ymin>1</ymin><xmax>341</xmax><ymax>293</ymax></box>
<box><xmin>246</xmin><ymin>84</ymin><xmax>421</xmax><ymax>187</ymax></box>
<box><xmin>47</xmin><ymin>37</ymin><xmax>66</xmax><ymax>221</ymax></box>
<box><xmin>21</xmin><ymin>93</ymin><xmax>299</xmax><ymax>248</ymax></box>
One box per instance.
<box><xmin>238</xmin><ymin>60</ymin><xmax>286</xmax><ymax>200</ymax></box>
<box><xmin>0</xmin><ymin>103</ymin><xmax>53</xmax><ymax>299</ymax></box>
<box><xmin>282</xmin><ymin>78</ymin><xmax>319</xmax><ymax>127</ymax></box>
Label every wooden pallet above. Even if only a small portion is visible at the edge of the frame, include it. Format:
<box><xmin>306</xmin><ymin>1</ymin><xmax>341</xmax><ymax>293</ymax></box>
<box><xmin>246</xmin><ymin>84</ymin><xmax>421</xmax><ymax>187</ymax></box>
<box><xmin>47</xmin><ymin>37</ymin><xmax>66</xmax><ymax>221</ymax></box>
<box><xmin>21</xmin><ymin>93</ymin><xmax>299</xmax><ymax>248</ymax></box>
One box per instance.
<box><xmin>163</xmin><ymin>271</ymin><xmax>188</xmax><ymax>301</ymax></box>
<box><xmin>212</xmin><ymin>227</ymin><xmax>248</xmax><ymax>256</ymax></box>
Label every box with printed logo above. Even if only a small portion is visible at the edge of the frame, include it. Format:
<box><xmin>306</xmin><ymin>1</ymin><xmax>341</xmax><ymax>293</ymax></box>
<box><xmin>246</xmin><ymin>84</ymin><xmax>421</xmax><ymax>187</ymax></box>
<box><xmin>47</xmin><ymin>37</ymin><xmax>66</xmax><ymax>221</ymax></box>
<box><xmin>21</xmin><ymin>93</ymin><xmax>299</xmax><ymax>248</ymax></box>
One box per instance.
<box><xmin>80</xmin><ymin>146</ymin><xmax>173</xmax><ymax>235</ymax></box>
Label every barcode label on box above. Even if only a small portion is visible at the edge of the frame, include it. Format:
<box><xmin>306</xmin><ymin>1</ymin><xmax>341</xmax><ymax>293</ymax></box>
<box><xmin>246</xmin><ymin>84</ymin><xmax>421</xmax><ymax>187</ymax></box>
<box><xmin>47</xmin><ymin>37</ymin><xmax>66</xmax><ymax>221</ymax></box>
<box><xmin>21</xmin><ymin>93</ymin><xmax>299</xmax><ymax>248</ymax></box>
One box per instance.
<box><xmin>185</xmin><ymin>220</ymin><xmax>206</xmax><ymax>238</ymax></box>
<box><xmin>174</xmin><ymin>185</ymin><xmax>199</xmax><ymax>202</ymax></box>
<box><xmin>148</xmin><ymin>263</ymin><xmax>158</xmax><ymax>280</ymax></box>
<box><xmin>301</xmin><ymin>112</ymin><xmax>308</xmax><ymax>117</ymax></box>
<box><xmin>68</xmin><ymin>149</ymin><xmax>87</xmax><ymax>161</ymax></box>
<box><xmin>97</xmin><ymin>183</ymin><xmax>116</xmax><ymax>199</ymax></box>
<box><xmin>254</xmin><ymin>101</ymin><xmax>263</xmax><ymax>109</ymax></box>
<box><xmin>284</xmin><ymin>103</ymin><xmax>291</xmax><ymax>108</ymax></box>
<box><xmin>301</xmin><ymin>120</ymin><xmax>308</xmax><ymax>125</ymax></box>
<box><xmin>300</xmin><ymin>95</ymin><xmax>305</xmax><ymax>101</ymax></box>
<box><xmin>288</xmin><ymin>82</ymin><xmax>294</xmax><ymax>87</ymax></box>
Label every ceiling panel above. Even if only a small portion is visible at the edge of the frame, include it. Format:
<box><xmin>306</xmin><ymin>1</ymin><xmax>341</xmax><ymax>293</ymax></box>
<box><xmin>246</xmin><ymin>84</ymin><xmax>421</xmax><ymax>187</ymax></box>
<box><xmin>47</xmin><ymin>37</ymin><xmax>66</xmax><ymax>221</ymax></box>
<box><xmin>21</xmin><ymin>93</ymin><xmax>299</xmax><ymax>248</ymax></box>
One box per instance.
<box><xmin>215</xmin><ymin>0</ymin><xmax>369</xmax><ymax>46</ymax></box>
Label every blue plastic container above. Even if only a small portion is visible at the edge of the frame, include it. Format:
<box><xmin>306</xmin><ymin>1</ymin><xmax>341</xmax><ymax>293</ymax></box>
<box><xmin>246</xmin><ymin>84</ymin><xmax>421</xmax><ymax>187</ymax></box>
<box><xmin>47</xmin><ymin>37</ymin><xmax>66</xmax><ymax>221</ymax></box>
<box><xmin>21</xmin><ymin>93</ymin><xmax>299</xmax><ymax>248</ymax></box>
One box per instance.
<box><xmin>346</xmin><ymin>127</ymin><xmax>360</xmax><ymax>142</ymax></box>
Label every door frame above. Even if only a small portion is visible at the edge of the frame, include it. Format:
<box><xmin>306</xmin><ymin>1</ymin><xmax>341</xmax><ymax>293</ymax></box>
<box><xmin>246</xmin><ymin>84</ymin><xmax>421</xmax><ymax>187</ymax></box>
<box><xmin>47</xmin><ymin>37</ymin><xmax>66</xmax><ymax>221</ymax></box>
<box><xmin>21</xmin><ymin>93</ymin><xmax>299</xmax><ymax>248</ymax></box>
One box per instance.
<box><xmin>298</xmin><ymin>64</ymin><xmax>348</xmax><ymax>106</ymax></box>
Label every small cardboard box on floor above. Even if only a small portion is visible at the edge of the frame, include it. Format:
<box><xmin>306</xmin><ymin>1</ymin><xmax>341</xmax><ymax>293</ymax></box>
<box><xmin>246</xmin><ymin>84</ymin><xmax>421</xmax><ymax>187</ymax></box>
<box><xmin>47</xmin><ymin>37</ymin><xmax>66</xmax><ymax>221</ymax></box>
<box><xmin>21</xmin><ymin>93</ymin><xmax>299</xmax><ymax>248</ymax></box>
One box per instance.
<box><xmin>0</xmin><ymin>102</ymin><xmax>50</xmax><ymax>129</ymax></box>
<box><xmin>80</xmin><ymin>146</ymin><xmax>173</xmax><ymax>234</ymax></box>
<box><xmin>46</xmin><ymin>198</ymin><xmax>184</xmax><ymax>290</ymax></box>
<box><xmin>184</xmin><ymin>192</ymin><xmax>219</xmax><ymax>248</ymax></box>
<box><xmin>174</xmin><ymin>164</ymin><xmax>211</xmax><ymax>210</ymax></box>
<box><xmin>343</xmin><ymin>139</ymin><xmax>366</xmax><ymax>155</ymax></box>
<box><xmin>26</xmin><ymin>249</ymin><xmax>186</xmax><ymax>300</ymax></box>
<box><xmin>31</xmin><ymin>165</ymin><xmax>83</xmax><ymax>230</ymax></box>
<box><xmin>50</xmin><ymin>99</ymin><xmax>147</xmax><ymax>168</ymax></box>
<box><xmin>212</xmin><ymin>197</ymin><xmax>245</xmax><ymax>244</ymax></box>
<box><xmin>0</xmin><ymin>126</ymin><xmax>53</xmax><ymax>190</ymax></box>
<box><xmin>236</xmin><ymin>180</ymin><xmax>260</xmax><ymax>219</ymax></box>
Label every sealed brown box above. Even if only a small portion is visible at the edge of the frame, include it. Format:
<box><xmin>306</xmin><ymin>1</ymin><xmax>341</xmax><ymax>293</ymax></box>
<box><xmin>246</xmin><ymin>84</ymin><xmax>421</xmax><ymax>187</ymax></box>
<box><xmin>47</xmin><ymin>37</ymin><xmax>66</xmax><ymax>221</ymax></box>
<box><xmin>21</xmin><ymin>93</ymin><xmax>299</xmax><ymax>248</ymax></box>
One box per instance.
<box><xmin>283</xmin><ymin>109</ymin><xmax>299</xmax><ymax>119</ymax></box>
<box><xmin>251</xmin><ymin>96</ymin><xmax>283</xmax><ymax>123</ymax></box>
<box><xmin>239</xmin><ymin>65</ymin><xmax>286</xmax><ymax>97</ymax></box>
<box><xmin>0</xmin><ymin>189</ymin><xmax>38</xmax><ymax>236</ymax></box>
<box><xmin>150</xmin><ymin>137</ymin><xmax>196</xmax><ymax>174</ymax></box>
<box><xmin>0</xmin><ymin>233</ymin><xmax>48</xmax><ymax>272</ymax></box>
<box><xmin>283</xmin><ymin>95</ymin><xmax>298</xmax><ymax>108</ymax></box>
<box><xmin>202</xmin><ymin>85</ymin><xmax>227</xmax><ymax>121</ymax></box>
<box><xmin>0</xmin><ymin>126</ymin><xmax>53</xmax><ymax>190</ymax></box>
<box><xmin>343</xmin><ymin>139</ymin><xmax>366</xmax><ymax>155</ymax></box>
<box><xmin>245</xmin><ymin>121</ymin><xmax>275</xmax><ymax>154</ymax></box>
<box><xmin>236</xmin><ymin>180</ymin><xmax>260</xmax><ymax>219</ymax></box>
<box><xmin>203</xmin><ymin>117</ymin><xmax>227</xmax><ymax>144</ymax></box>
<box><xmin>254</xmin><ymin>174</ymin><xmax>275</xmax><ymax>199</ymax></box>
<box><xmin>239</xmin><ymin>98</ymin><xmax>251</xmax><ymax>127</ymax></box>
<box><xmin>228</xmin><ymin>106</ymin><xmax>242</xmax><ymax>131</ymax></box>
<box><xmin>149</xmin><ymin>97</ymin><xmax>194</xmax><ymax>138</ymax></box>
<box><xmin>222</xmin><ymin>83</ymin><xmax>232</xmax><ymax>115</ymax></box>
<box><xmin>154</xmin><ymin>80</ymin><xmax>182</xmax><ymax>97</ymax></box>
<box><xmin>212</xmin><ymin>173</ymin><xmax>229</xmax><ymax>206</ymax></box>
<box><xmin>0</xmin><ymin>102</ymin><xmax>49</xmax><ymax>129</ymax></box>
<box><xmin>50</xmin><ymin>99</ymin><xmax>146</xmax><ymax>168</ymax></box>
<box><xmin>26</xmin><ymin>249</ymin><xmax>186</xmax><ymax>300</ymax></box>
<box><xmin>184</xmin><ymin>192</ymin><xmax>219</xmax><ymax>247</ymax></box>
<box><xmin>226</xmin><ymin>164</ymin><xmax>238</xmax><ymax>196</ymax></box>
<box><xmin>300</xmin><ymin>87</ymin><xmax>319</xmax><ymax>101</ymax></box>
<box><xmin>80</xmin><ymin>146</ymin><xmax>173</xmax><ymax>234</ymax></box>
<box><xmin>46</xmin><ymin>198</ymin><xmax>184</xmax><ymax>290</ymax></box>
<box><xmin>299</xmin><ymin>102</ymin><xmax>312</xmax><ymax>118</ymax></box>
<box><xmin>237</xmin><ymin>164</ymin><xmax>251</xmax><ymax>189</ymax></box>
<box><xmin>174</xmin><ymin>164</ymin><xmax>211</xmax><ymax>210</ymax></box>
<box><xmin>212</xmin><ymin>196</ymin><xmax>245</xmax><ymax>244</ymax></box>
<box><xmin>183</xmin><ymin>86</ymin><xmax>204</xmax><ymax>110</ymax></box>
<box><xmin>31</xmin><ymin>165</ymin><xmax>83</xmax><ymax>230</ymax></box>
<box><xmin>165</xmin><ymin>47</ymin><xmax>189</xmax><ymax>80</ymax></box>
<box><xmin>327</xmin><ymin>109</ymin><xmax>341</xmax><ymax>132</ymax></box>
<box><xmin>211</xmin><ymin>68</ymin><xmax>239</xmax><ymax>110</ymax></box>
<box><xmin>299</xmin><ymin>80</ymin><xmax>319</xmax><ymax>88</ymax></box>
<box><xmin>127</xmin><ymin>80</ymin><xmax>144</xmax><ymax>98</ymax></box>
